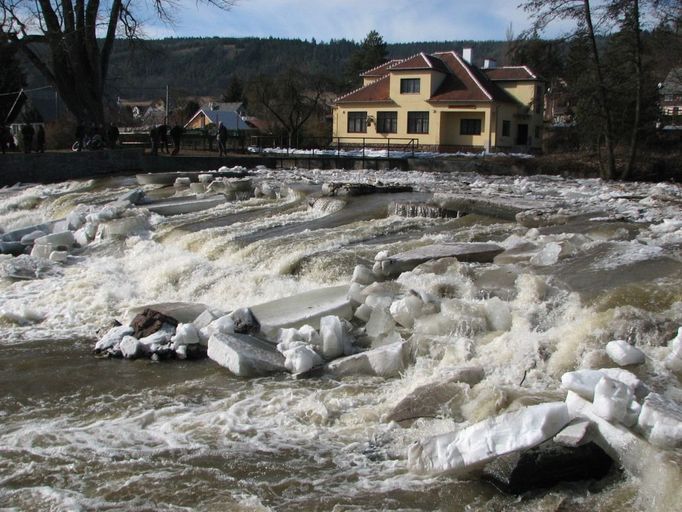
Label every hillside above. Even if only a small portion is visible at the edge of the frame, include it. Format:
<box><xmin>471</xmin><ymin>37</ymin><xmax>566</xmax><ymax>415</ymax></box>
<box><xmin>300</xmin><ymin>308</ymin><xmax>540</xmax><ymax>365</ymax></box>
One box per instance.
<box><xmin>21</xmin><ymin>37</ymin><xmax>510</xmax><ymax>100</ymax></box>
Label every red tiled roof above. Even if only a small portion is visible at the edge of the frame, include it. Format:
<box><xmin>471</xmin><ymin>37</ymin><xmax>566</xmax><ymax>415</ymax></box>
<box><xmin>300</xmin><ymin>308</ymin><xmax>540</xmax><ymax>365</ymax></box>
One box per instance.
<box><xmin>361</xmin><ymin>59</ymin><xmax>404</xmax><ymax>77</ymax></box>
<box><xmin>335</xmin><ymin>75</ymin><xmax>393</xmax><ymax>104</ymax></box>
<box><xmin>336</xmin><ymin>50</ymin><xmax>531</xmax><ymax>105</ymax></box>
<box><xmin>485</xmin><ymin>66</ymin><xmax>538</xmax><ymax>81</ymax></box>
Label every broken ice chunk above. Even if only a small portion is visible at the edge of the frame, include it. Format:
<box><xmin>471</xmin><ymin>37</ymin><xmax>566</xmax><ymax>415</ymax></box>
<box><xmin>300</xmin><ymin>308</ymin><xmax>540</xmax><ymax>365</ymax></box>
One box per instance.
<box><xmin>389</xmin><ymin>293</ymin><xmax>424</xmax><ymax>328</ymax></box>
<box><xmin>605</xmin><ymin>339</ymin><xmax>645</xmax><ymax>366</ymax></box>
<box><xmin>664</xmin><ymin>327</ymin><xmax>682</xmax><ymax>373</ymax></box>
<box><xmin>592</xmin><ymin>376</ymin><xmax>637</xmax><ymax>425</ymax></box>
<box><xmin>95</xmin><ymin>325</ymin><xmax>134</xmax><ymax>352</ymax></box>
<box><xmin>407</xmin><ymin>402</ymin><xmax>570</xmax><ymax>476</ymax></box>
<box><xmin>637</xmin><ymin>393</ymin><xmax>682</xmax><ymax>449</ymax></box>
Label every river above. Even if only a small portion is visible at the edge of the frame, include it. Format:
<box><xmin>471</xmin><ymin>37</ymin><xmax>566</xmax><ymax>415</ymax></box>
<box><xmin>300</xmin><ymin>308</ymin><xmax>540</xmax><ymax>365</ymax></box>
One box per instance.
<box><xmin>0</xmin><ymin>167</ymin><xmax>681</xmax><ymax>511</ymax></box>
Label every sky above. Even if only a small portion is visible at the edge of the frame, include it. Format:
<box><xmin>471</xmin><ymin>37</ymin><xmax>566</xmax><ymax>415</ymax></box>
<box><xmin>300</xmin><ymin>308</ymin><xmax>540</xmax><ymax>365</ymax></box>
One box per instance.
<box><xmin>142</xmin><ymin>0</ymin><xmax>564</xmax><ymax>42</ymax></box>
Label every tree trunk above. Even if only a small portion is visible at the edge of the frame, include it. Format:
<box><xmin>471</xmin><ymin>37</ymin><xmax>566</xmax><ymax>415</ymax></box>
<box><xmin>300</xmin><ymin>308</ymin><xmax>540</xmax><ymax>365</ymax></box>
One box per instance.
<box><xmin>621</xmin><ymin>0</ymin><xmax>642</xmax><ymax>180</ymax></box>
<box><xmin>583</xmin><ymin>0</ymin><xmax>617</xmax><ymax>180</ymax></box>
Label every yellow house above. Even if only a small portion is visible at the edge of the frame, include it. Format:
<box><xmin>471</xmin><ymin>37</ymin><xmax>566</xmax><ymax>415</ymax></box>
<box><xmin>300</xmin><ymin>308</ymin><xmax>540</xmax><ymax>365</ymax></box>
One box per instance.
<box><xmin>333</xmin><ymin>49</ymin><xmax>544</xmax><ymax>153</ymax></box>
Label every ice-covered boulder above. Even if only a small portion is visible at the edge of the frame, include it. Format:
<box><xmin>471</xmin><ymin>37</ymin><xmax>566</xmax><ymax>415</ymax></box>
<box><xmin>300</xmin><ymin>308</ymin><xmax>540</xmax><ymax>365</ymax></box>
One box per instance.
<box><xmin>664</xmin><ymin>327</ymin><xmax>682</xmax><ymax>373</ymax></box>
<box><xmin>351</xmin><ymin>264</ymin><xmax>376</xmax><ymax>286</ymax></box>
<box><xmin>320</xmin><ymin>315</ymin><xmax>352</xmax><ymax>359</ymax></box>
<box><xmin>207</xmin><ymin>332</ymin><xmax>286</xmax><ymax>377</ymax></box>
<box><xmin>230</xmin><ymin>307</ymin><xmax>260</xmax><ymax>335</ymax></box>
<box><xmin>120</xmin><ymin>335</ymin><xmax>144</xmax><ymax>359</ymax></box>
<box><xmin>95</xmin><ymin>325</ymin><xmax>134</xmax><ymax>352</ymax></box>
<box><xmin>592</xmin><ymin>376</ymin><xmax>639</xmax><ymax>426</ymax></box>
<box><xmin>389</xmin><ymin>293</ymin><xmax>425</xmax><ymax>329</ymax></box>
<box><xmin>407</xmin><ymin>402</ymin><xmax>570</xmax><ymax>476</ymax></box>
<box><xmin>376</xmin><ymin>243</ymin><xmax>504</xmax><ymax>278</ymax></box>
<box><xmin>637</xmin><ymin>393</ymin><xmax>682</xmax><ymax>449</ymax></box>
<box><xmin>325</xmin><ymin>341</ymin><xmax>410</xmax><ymax>378</ymax></box>
<box><xmin>606</xmin><ymin>339</ymin><xmax>645</xmax><ymax>366</ymax></box>
<box><xmin>171</xmin><ymin>323</ymin><xmax>200</xmax><ymax>349</ymax></box>
<box><xmin>251</xmin><ymin>285</ymin><xmax>352</xmax><ymax>337</ymax></box>
<box><xmin>560</xmin><ymin>368</ymin><xmax>645</xmax><ymax>401</ymax></box>
<box><xmin>129</xmin><ymin>308</ymin><xmax>179</xmax><ymax>339</ymax></box>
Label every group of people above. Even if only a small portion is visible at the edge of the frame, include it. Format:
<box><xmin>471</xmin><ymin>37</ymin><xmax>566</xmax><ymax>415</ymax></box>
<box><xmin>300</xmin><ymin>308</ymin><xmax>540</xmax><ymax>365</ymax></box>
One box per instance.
<box><xmin>0</xmin><ymin>123</ymin><xmax>46</xmax><ymax>154</ymax></box>
<box><xmin>73</xmin><ymin>122</ymin><xmax>121</xmax><ymax>151</ymax></box>
<box><xmin>149</xmin><ymin>124</ymin><xmax>184</xmax><ymax>156</ymax></box>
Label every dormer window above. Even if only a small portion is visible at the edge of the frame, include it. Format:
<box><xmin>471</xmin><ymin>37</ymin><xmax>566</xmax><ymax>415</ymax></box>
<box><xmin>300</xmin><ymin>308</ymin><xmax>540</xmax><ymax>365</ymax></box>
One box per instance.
<box><xmin>400</xmin><ymin>78</ymin><xmax>420</xmax><ymax>94</ymax></box>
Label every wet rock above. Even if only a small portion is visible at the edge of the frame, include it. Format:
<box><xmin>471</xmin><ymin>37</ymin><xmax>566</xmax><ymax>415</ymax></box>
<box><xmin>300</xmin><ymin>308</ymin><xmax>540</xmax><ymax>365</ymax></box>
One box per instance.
<box><xmin>482</xmin><ymin>441</ymin><xmax>614</xmax><ymax>494</ymax></box>
<box><xmin>0</xmin><ymin>241</ymin><xmax>26</xmax><ymax>256</ymax></box>
<box><xmin>230</xmin><ymin>307</ymin><xmax>260</xmax><ymax>335</ymax></box>
<box><xmin>565</xmin><ymin>390</ymin><xmax>668</xmax><ymax>479</ymax></box>
<box><xmin>207</xmin><ymin>332</ymin><xmax>286</xmax><ymax>377</ymax></box>
<box><xmin>637</xmin><ymin>393</ymin><xmax>682</xmax><ymax>448</ymax></box>
<box><xmin>376</xmin><ymin>243</ymin><xmax>503</xmax><ymax>278</ymax></box>
<box><xmin>384</xmin><ymin>380</ymin><xmax>470</xmax><ymax>424</ymax></box>
<box><xmin>251</xmin><ymin>285</ymin><xmax>352</xmax><ymax>337</ymax></box>
<box><xmin>407</xmin><ymin>402</ymin><xmax>570</xmax><ymax>476</ymax></box>
<box><xmin>606</xmin><ymin>339</ymin><xmax>645</xmax><ymax>366</ymax></box>
<box><xmin>123</xmin><ymin>302</ymin><xmax>207</xmax><ymax>325</ymax></box>
<box><xmin>130</xmin><ymin>308</ymin><xmax>179</xmax><ymax>339</ymax></box>
<box><xmin>325</xmin><ymin>341</ymin><xmax>410</xmax><ymax>378</ymax></box>
<box><xmin>20</xmin><ymin>230</ymin><xmax>48</xmax><ymax>245</ymax></box>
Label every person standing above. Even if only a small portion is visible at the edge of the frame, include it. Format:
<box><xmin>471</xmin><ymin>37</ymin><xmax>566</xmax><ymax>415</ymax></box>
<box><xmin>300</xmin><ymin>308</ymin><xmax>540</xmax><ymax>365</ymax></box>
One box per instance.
<box><xmin>35</xmin><ymin>125</ymin><xmax>46</xmax><ymax>153</ymax></box>
<box><xmin>0</xmin><ymin>124</ymin><xmax>9</xmax><ymax>154</ymax></box>
<box><xmin>75</xmin><ymin>123</ymin><xmax>85</xmax><ymax>152</ymax></box>
<box><xmin>149</xmin><ymin>125</ymin><xmax>160</xmax><ymax>156</ymax></box>
<box><xmin>107</xmin><ymin>123</ymin><xmax>120</xmax><ymax>149</ymax></box>
<box><xmin>217</xmin><ymin>122</ymin><xmax>228</xmax><ymax>156</ymax></box>
<box><xmin>21</xmin><ymin>123</ymin><xmax>34</xmax><ymax>153</ymax></box>
<box><xmin>158</xmin><ymin>124</ymin><xmax>170</xmax><ymax>153</ymax></box>
<box><xmin>170</xmin><ymin>125</ymin><xmax>183</xmax><ymax>155</ymax></box>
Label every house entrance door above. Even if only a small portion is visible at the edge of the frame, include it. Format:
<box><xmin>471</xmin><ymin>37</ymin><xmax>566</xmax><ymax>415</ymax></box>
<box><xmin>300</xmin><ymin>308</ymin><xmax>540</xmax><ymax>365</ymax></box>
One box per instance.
<box><xmin>517</xmin><ymin>124</ymin><xmax>529</xmax><ymax>145</ymax></box>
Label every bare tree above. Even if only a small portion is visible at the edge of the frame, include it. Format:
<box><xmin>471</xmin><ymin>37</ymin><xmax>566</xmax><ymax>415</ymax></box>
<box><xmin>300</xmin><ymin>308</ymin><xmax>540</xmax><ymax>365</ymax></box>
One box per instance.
<box><xmin>248</xmin><ymin>68</ymin><xmax>329</xmax><ymax>147</ymax></box>
<box><xmin>1</xmin><ymin>0</ymin><xmax>235</xmax><ymax>125</ymax></box>
<box><xmin>522</xmin><ymin>0</ymin><xmax>617</xmax><ymax>179</ymax></box>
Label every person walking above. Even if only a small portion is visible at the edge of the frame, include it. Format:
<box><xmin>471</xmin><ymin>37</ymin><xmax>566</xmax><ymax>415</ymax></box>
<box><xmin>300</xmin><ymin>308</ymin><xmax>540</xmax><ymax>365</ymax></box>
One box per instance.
<box><xmin>170</xmin><ymin>125</ymin><xmax>183</xmax><ymax>155</ymax></box>
<box><xmin>35</xmin><ymin>125</ymin><xmax>46</xmax><ymax>153</ymax></box>
<box><xmin>21</xmin><ymin>123</ymin><xmax>34</xmax><ymax>153</ymax></box>
<box><xmin>217</xmin><ymin>122</ymin><xmax>228</xmax><ymax>156</ymax></box>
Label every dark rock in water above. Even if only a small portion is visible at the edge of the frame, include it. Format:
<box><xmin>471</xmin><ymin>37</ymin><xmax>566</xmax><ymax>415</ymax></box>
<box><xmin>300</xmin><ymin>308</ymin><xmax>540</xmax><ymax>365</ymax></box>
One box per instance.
<box><xmin>322</xmin><ymin>182</ymin><xmax>413</xmax><ymax>197</ymax></box>
<box><xmin>230</xmin><ymin>307</ymin><xmax>260</xmax><ymax>335</ymax></box>
<box><xmin>482</xmin><ymin>441</ymin><xmax>614</xmax><ymax>495</ymax></box>
<box><xmin>0</xmin><ymin>241</ymin><xmax>27</xmax><ymax>256</ymax></box>
<box><xmin>384</xmin><ymin>381</ymin><xmax>468</xmax><ymax>423</ymax></box>
<box><xmin>131</xmin><ymin>308</ymin><xmax>179</xmax><ymax>339</ymax></box>
<box><xmin>185</xmin><ymin>344</ymin><xmax>208</xmax><ymax>360</ymax></box>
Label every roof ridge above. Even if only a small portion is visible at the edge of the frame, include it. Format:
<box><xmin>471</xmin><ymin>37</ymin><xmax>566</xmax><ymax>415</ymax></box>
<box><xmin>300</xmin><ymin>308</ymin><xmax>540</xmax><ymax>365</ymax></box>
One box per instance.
<box><xmin>360</xmin><ymin>58</ymin><xmax>404</xmax><ymax>77</ymax></box>
<box><xmin>447</xmin><ymin>51</ymin><xmax>493</xmax><ymax>101</ymax></box>
<box><xmin>335</xmin><ymin>74</ymin><xmax>390</xmax><ymax>103</ymax></box>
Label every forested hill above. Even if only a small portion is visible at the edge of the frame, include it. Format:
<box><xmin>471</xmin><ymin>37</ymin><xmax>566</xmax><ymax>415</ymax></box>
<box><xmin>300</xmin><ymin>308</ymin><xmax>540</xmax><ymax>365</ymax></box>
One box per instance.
<box><xmin>23</xmin><ymin>37</ymin><xmax>509</xmax><ymax>99</ymax></box>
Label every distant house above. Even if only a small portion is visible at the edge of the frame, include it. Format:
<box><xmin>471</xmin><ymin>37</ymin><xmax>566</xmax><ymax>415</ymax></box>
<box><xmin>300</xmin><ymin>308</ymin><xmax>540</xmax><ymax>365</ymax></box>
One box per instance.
<box><xmin>333</xmin><ymin>49</ymin><xmax>545</xmax><ymax>152</ymax></box>
<box><xmin>184</xmin><ymin>102</ymin><xmax>256</xmax><ymax>134</ymax></box>
<box><xmin>117</xmin><ymin>98</ymin><xmax>166</xmax><ymax>126</ymax></box>
<box><xmin>660</xmin><ymin>68</ymin><xmax>682</xmax><ymax>126</ymax></box>
<box><xmin>5</xmin><ymin>87</ymin><xmax>64</xmax><ymax>137</ymax></box>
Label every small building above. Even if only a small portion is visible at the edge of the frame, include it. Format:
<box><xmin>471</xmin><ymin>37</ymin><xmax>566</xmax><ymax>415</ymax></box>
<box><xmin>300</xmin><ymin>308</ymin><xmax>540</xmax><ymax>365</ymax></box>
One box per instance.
<box><xmin>184</xmin><ymin>102</ymin><xmax>254</xmax><ymax>133</ymax></box>
<box><xmin>333</xmin><ymin>49</ymin><xmax>545</xmax><ymax>153</ymax></box>
<box><xmin>116</xmin><ymin>98</ymin><xmax>166</xmax><ymax>127</ymax></box>
<box><xmin>660</xmin><ymin>68</ymin><xmax>682</xmax><ymax>126</ymax></box>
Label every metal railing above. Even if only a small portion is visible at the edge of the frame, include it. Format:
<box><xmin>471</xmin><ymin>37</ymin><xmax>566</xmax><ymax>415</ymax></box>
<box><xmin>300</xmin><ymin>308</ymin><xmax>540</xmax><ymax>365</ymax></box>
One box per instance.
<box><xmin>248</xmin><ymin>135</ymin><xmax>419</xmax><ymax>158</ymax></box>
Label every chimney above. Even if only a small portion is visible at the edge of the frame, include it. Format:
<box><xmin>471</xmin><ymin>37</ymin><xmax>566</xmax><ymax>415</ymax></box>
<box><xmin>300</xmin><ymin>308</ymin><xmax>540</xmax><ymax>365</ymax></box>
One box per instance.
<box><xmin>462</xmin><ymin>48</ymin><xmax>473</xmax><ymax>64</ymax></box>
<box><xmin>483</xmin><ymin>58</ymin><xmax>497</xmax><ymax>69</ymax></box>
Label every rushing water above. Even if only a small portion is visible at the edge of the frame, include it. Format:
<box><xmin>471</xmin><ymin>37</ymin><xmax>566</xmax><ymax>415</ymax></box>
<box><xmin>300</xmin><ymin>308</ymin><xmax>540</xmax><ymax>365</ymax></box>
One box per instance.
<box><xmin>1</xmin><ymin>168</ymin><xmax>682</xmax><ymax>511</ymax></box>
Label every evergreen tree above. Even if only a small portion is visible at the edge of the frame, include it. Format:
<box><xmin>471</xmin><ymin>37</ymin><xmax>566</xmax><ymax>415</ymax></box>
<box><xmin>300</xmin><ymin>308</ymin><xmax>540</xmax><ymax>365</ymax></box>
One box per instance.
<box><xmin>346</xmin><ymin>30</ymin><xmax>388</xmax><ymax>86</ymax></box>
<box><xmin>222</xmin><ymin>76</ymin><xmax>244</xmax><ymax>103</ymax></box>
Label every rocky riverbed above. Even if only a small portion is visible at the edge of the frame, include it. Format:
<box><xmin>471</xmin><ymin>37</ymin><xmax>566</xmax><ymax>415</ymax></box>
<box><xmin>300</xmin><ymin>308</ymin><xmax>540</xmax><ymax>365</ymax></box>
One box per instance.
<box><xmin>1</xmin><ymin>166</ymin><xmax>681</xmax><ymax>510</ymax></box>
